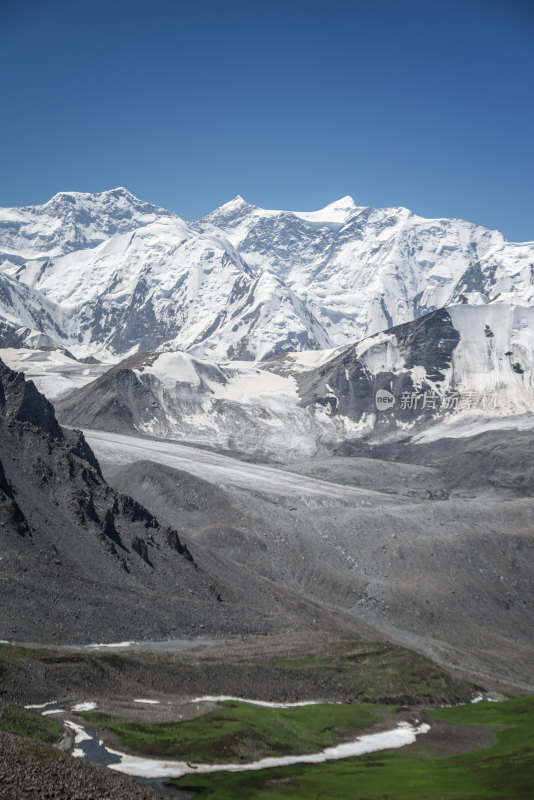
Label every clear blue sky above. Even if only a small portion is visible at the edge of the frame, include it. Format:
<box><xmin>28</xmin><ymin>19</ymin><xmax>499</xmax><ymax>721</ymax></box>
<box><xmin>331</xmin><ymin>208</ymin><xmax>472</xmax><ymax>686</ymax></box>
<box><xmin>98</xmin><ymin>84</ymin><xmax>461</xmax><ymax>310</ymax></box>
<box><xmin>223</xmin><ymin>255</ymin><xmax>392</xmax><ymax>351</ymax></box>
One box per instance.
<box><xmin>1</xmin><ymin>0</ymin><xmax>533</xmax><ymax>240</ymax></box>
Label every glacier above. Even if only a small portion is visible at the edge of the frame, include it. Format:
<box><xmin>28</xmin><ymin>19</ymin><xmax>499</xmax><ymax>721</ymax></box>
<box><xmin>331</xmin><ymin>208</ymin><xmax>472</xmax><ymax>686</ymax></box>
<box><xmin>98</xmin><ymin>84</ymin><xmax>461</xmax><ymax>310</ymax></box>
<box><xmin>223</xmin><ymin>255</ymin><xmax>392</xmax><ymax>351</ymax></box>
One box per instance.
<box><xmin>0</xmin><ymin>188</ymin><xmax>533</xmax><ymax>362</ymax></box>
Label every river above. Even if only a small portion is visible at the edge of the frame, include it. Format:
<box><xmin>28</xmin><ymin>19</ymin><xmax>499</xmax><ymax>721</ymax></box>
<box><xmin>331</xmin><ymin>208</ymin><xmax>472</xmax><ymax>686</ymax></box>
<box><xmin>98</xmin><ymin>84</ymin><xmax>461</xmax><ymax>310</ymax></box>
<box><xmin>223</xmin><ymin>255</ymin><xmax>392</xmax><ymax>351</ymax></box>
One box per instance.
<box><xmin>28</xmin><ymin>697</ymin><xmax>430</xmax><ymax>792</ymax></box>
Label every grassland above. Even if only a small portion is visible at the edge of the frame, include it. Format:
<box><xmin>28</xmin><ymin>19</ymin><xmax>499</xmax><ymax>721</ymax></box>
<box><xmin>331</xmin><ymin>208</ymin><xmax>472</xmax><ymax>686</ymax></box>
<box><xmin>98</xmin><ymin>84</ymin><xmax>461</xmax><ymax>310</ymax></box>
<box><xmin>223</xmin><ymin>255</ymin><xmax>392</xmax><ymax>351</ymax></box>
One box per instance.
<box><xmin>270</xmin><ymin>642</ymin><xmax>475</xmax><ymax>705</ymax></box>
<box><xmin>1</xmin><ymin>638</ymin><xmax>531</xmax><ymax>799</ymax></box>
<box><xmin>0</xmin><ymin>637</ymin><xmax>476</xmax><ymax>708</ymax></box>
<box><xmin>169</xmin><ymin>696</ymin><xmax>534</xmax><ymax>799</ymax></box>
<box><xmin>0</xmin><ymin>704</ymin><xmax>63</xmax><ymax>745</ymax></box>
<box><xmin>80</xmin><ymin>700</ymin><xmax>385</xmax><ymax>762</ymax></box>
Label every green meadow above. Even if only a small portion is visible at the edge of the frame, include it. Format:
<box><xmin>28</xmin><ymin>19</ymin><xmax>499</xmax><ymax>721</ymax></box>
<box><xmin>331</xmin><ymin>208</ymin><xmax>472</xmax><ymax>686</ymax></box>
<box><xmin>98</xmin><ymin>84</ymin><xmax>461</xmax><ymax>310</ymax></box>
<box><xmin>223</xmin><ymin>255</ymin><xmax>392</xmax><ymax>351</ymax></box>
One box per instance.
<box><xmin>0</xmin><ymin>704</ymin><xmax>63</xmax><ymax>745</ymax></box>
<box><xmin>167</xmin><ymin>696</ymin><xmax>534</xmax><ymax>799</ymax></box>
<box><xmin>81</xmin><ymin>700</ymin><xmax>384</xmax><ymax>762</ymax></box>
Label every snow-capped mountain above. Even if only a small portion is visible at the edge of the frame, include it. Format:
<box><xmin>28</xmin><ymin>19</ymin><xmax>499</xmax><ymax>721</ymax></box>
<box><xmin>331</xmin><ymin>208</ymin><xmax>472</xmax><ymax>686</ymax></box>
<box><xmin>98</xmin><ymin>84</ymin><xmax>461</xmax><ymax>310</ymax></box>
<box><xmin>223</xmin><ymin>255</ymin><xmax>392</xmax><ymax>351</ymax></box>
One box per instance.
<box><xmin>0</xmin><ymin>188</ymin><xmax>533</xmax><ymax>362</ymax></box>
<box><xmin>0</xmin><ymin>187</ymin><xmax>174</xmax><ymax>261</ymax></box>
<box><xmin>0</xmin><ymin>270</ymin><xmax>72</xmax><ymax>349</ymax></box>
<box><xmin>198</xmin><ymin>195</ymin><xmax>534</xmax><ymax>343</ymax></box>
<box><xmin>55</xmin><ymin>350</ymin><xmax>329</xmax><ymax>459</ymax></box>
<box><xmin>0</xmin><ymin>192</ymin><xmax>330</xmax><ymax>360</ymax></box>
<box><xmin>295</xmin><ymin>302</ymin><xmax>534</xmax><ymax>433</ymax></box>
<box><xmin>54</xmin><ymin>303</ymin><xmax>534</xmax><ymax>460</ymax></box>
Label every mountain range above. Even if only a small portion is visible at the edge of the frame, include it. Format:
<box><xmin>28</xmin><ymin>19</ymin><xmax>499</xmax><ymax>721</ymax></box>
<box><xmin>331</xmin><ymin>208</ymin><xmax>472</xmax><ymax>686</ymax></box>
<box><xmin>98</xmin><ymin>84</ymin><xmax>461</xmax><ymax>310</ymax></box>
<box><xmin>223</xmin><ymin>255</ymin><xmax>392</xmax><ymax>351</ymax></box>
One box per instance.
<box><xmin>1</xmin><ymin>189</ymin><xmax>533</xmax><ymax>688</ymax></box>
<box><xmin>48</xmin><ymin>302</ymin><xmax>533</xmax><ymax>460</ymax></box>
<box><xmin>0</xmin><ymin>188</ymin><xmax>533</xmax><ymax>362</ymax></box>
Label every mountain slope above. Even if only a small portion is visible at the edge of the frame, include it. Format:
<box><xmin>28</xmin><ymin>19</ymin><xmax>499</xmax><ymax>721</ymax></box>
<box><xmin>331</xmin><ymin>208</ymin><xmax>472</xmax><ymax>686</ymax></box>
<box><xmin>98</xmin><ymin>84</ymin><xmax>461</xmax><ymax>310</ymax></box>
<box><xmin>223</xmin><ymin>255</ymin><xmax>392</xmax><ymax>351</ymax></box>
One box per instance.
<box><xmin>54</xmin><ymin>303</ymin><xmax>534</xmax><ymax>459</ymax></box>
<box><xmin>1</xmin><ymin>189</ymin><xmax>533</xmax><ymax>360</ymax></box>
<box><xmin>54</xmin><ymin>350</ymin><xmax>327</xmax><ymax>459</ymax></box>
<box><xmin>1</xmin><ymin>203</ymin><xmax>329</xmax><ymax>360</ymax></box>
<box><xmin>198</xmin><ymin>196</ymin><xmax>534</xmax><ymax>343</ymax></box>
<box><xmin>0</xmin><ymin>187</ymin><xmax>174</xmax><ymax>261</ymax></box>
<box><xmin>0</xmin><ymin>357</ymin><xmax>282</xmax><ymax>642</ymax></box>
<box><xmin>94</xmin><ymin>431</ymin><xmax>534</xmax><ymax>688</ymax></box>
<box><xmin>296</xmin><ymin>302</ymin><xmax>534</xmax><ymax>433</ymax></box>
<box><xmin>0</xmin><ymin>271</ymin><xmax>73</xmax><ymax>350</ymax></box>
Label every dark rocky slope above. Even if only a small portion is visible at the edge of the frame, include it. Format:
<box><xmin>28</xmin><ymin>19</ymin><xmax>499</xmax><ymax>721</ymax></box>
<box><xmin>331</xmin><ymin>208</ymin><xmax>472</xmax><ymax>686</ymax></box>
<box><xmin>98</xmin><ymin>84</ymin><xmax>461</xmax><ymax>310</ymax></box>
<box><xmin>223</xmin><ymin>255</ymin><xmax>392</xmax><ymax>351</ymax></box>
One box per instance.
<box><xmin>296</xmin><ymin>308</ymin><xmax>460</xmax><ymax>430</ymax></box>
<box><xmin>0</xmin><ymin>358</ymin><xmax>312</xmax><ymax>643</ymax></box>
<box><xmin>0</xmin><ymin>729</ymin><xmax>159</xmax><ymax>800</ymax></box>
<box><xmin>54</xmin><ymin>351</ymin><xmax>161</xmax><ymax>434</ymax></box>
<box><xmin>103</xmin><ymin>452</ymin><xmax>534</xmax><ymax>691</ymax></box>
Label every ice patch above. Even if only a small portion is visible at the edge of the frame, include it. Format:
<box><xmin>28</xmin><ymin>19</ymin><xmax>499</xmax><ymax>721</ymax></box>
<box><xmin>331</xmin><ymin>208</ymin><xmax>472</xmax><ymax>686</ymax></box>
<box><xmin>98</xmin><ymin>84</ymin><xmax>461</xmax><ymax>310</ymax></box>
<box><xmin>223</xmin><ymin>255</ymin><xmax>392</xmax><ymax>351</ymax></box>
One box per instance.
<box><xmin>133</xmin><ymin>699</ymin><xmax>160</xmax><ymax>705</ymax></box>
<box><xmin>188</xmin><ymin>695</ymin><xmax>325</xmax><ymax>709</ymax></box>
<box><xmin>87</xmin><ymin>641</ymin><xmax>133</xmax><ymax>649</ymax></box>
<box><xmin>106</xmin><ymin>722</ymin><xmax>431</xmax><ymax>778</ymax></box>
<box><xmin>64</xmin><ymin>720</ymin><xmax>93</xmax><ymax>758</ymax></box>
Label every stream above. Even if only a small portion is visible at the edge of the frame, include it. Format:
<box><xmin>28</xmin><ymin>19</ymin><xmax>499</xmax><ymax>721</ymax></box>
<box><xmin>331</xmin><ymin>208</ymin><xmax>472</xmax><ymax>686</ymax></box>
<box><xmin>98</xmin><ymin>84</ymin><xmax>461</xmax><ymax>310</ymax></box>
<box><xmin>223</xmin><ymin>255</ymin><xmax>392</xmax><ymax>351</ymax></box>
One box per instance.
<box><xmin>27</xmin><ymin>697</ymin><xmax>431</xmax><ymax>792</ymax></box>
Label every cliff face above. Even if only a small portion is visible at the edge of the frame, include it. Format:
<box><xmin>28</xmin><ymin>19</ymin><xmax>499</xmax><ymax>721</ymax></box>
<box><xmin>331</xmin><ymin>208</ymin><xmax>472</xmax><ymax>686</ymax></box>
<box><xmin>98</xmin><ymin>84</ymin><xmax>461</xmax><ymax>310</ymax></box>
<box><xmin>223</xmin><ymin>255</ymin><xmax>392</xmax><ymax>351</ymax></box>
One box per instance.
<box><xmin>0</xmin><ymin>357</ymin><xmax>230</xmax><ymax>643</ymax></box>
<box><xmin>0</xmin><ymin>359</ymin><xmax>364</xmax><ymax>645</ymax></box>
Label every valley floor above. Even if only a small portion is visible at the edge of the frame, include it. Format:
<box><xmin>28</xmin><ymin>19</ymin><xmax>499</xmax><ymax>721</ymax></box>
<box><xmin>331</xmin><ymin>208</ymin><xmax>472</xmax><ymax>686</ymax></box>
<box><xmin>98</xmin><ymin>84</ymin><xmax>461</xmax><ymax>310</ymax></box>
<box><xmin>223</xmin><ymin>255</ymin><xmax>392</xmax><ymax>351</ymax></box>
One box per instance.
<box><xmin>84</xmin><ymin>427</ymin><xmax>534</xmax><ymax>693</ymax></box>
<box><xmin>0</xmin><ymin>634</ymin><xmax>530</xmax><ymax>799</ymax></box>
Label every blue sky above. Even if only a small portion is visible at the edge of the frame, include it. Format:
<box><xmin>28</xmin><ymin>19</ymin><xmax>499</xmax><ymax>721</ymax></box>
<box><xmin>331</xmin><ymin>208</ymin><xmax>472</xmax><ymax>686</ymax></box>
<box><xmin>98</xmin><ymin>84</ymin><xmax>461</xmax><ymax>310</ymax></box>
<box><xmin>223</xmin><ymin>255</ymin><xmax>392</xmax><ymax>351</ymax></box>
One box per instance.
<box><xmin>1</xmin><ymin>0</ymin><xmax>533</xmax><ymax>240</ymax></box>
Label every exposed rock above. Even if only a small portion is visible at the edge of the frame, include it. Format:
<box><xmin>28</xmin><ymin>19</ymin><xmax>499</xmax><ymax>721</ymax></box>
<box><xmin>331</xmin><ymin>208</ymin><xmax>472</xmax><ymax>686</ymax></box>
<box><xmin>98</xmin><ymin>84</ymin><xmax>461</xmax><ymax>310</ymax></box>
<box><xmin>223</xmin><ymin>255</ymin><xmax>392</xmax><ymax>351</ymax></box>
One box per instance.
<box><xmin>0</xmin><ymin>730</ymin><xmax>158</xmax><ymax>800</ymax></box>
<box><xmin>0</xmin><ymin>357</ymin><xmax>330</xmax><ymax>644</ymax></box>
<box><xmin>0</xmin><ymin>357</ymin><xmax>277</xmax><ymax>643</ymax></box>
<box><xmin>131</xmin><ymin>535</ymin><xmax>151</xmax><ymax>564</ymax></box>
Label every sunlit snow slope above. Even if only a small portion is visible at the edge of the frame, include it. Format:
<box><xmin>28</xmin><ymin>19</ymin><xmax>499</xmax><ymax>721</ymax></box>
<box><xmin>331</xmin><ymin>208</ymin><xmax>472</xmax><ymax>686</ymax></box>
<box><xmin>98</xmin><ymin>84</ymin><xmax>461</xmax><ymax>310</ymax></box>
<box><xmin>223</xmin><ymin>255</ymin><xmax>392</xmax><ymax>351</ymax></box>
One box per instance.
<box><xmin>0</xmin><ymin>188</ymin><xmax>533</xmax><ymax>360</ymax></box>
<box><xmin>54</xmin><ymin>303</ymin><xmax>534</xmax><ymax>459</ymax></box>
<box><xmin>198</xmin><ymin>195</ymin><xmax>534</xmax><ymax>343</ymax></box>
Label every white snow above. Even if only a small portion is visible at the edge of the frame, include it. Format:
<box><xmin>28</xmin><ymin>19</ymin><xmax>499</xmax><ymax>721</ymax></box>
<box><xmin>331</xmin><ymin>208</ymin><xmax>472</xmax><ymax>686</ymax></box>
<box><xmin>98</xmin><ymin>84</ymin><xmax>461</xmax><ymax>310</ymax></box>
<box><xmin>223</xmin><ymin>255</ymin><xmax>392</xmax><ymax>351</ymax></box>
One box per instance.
<box><xmin>64</xmin><ymin>719</ymin><xmax>93</xmax><ymax>758</ymax></box>
<box><xmin>2</xmin><ymin>189</ymin><xmax>532</xmax><ymax>362</ymax></box>
<box><xmin>0</xmin><ymin>187</ymin><xmax>175</xmax><ymax>260</ymax></box>
<box><xmin>0</xmin><ymin>348</ymin><xmax>109</xmax><ymax>400</ymax></box>
<box><xmin>139</xmin><ymin>351</ymin><xmax>299</xmax><ymax>407</ymax></box>
<box><xmin>71</xmin><ymin>702</ymin><xmax>97</xmax><ymax>712</ymax></box>
<box><xmin>188</xmin><ymin>695</ymin><xmax>325</xmax><ymax>708</ymax></box>
<box><xmin>293</xmin><ymin>196</ymin><xmax>360</xmax><ymax>225</ymax></box>
<box><xmin>1</xmin><ymin>208</ymin><xmax>330</xmax><ymax>362</ymax></box>
<box><xmin>106</xmin><ymin>721</ymin><xmax>430</xmax><ymax>778</ymax></box>
<box><xmin>87</xmin><ymin>641</ymin><xmax>133</xmax><ymax>649</ymax></box>
<box><xmin>83</xmin><ymin>429</ymin><xmax>403</xmax><ymax>507</ymax></box>
<box><xmin>445</xmin><ymin>303</ymin><xmax>534</xmax><ymax>413</ymax></box>
<box><xmin>133</xmin><ymin>699</ymin><xmax>160</xmax><ymax>705</ymax></box>
<box><xmin>274</xmin><ymin>346</ymin><xmax>343</xmax><ymax>371</ymax></box>
<box><xmin>130</xmin><ymin>350</ymin><xmax>342</xmax><ymax>459</ymax></box>
<box><xmin>75</xmin><ymin>297</ymin><xmax>534</xmax><ymax>458</ymax></box>
<box><xmin>199</xmin><ymin>195</ymin><xmax>534</xmax><ymax>351</ymax></box>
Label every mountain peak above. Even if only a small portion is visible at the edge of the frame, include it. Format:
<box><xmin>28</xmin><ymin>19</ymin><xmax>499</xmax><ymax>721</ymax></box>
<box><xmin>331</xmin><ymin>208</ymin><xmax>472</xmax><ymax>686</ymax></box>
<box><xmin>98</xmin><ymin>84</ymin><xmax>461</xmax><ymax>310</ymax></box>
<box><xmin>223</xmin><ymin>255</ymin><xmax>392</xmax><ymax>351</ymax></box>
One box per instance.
<box><xmin>45</xmin><ymin>186</ymin><xmax>141</xmax><ymax>206</ymax></box>
<box><xmin>1</xmin><ymin>188</ymin><xmax>174</xmax><ymax>261</ymax></box>
<box><xmin>202</xmin><ymin>195</ymin><xmax>258</xmax><ymax>222</ymax></box>
<box><xmin>105</xmin><ymin>186</ymin><xmax>137</xmax><ymax>199</ymax></box>
<box><xmin>204</xmin><ymin>195</ymin><xmax>359</xmax><ymax>225</ymax></box>
<box><xmin>225</xmin><ymin>195</ymin><xmax>256</xmax><ymax>210</ymax></box>
<box><xmin>293</xmin><ymin>195</ymin><xmax>359</xmax><ymax>224</ymax></box>
<box><xmin>328</xmin><ymin>195</ymin><xmax>358</xmax><ymax>209</ymax></box>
